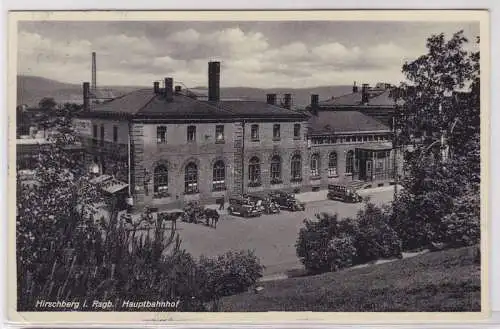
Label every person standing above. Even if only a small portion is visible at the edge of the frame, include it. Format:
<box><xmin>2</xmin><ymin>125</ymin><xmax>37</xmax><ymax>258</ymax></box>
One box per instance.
<box><xmin>218</xmin><ymin>196</ymin><xmax>225</xmax><ymax>210</ymax></box>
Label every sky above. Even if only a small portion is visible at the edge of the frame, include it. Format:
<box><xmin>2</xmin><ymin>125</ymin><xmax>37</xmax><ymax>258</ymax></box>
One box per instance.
<box><xmin>17</xmin><ymin>21</ymin><xmax>480</xmax><ymax>89</ymax></box>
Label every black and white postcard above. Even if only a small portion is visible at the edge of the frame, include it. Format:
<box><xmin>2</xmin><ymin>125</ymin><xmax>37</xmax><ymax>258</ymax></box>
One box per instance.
<box><xmin>7</xmin><ymin>10</ymin><xmax>490</xmax><ymax>324</ymax></box>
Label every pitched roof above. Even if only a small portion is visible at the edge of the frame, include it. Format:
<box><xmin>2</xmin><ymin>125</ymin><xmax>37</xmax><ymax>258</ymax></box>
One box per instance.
<box><xmin>214</xmin><ymin>100</ymin><xmax>306</xmax><ymax>119</ymax></box>
<box><xmin>317</xmin><ymin>89</ymin><xmax>401</xmax><ymax>108</ymax></box>
<box><xmin>308</xmin><ymin>111</ymin><xmax>390</xmax><ymax>135</ymax></box>
<box><xmin>87</xmin><ymin>89</ymin><xmax>308</xmax><ymax>120</ymax></box>
<box><xmin>90</xmin><ymin>89</ymin><xmax>155</xmax><ymax>114</ymax></box>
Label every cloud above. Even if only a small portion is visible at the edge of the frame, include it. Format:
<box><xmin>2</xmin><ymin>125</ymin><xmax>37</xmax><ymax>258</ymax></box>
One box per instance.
<box><xmin>17</xmin><ymin>21</ymin><xmax>479</xmax><ymax>88</ymax></box>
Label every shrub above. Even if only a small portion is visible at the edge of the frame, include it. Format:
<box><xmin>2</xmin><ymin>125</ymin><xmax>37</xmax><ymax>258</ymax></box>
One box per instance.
<box><xmin>437</xmin><ymin>192</ymin><xmax>480</xmax><ymax>248</ymax></box>
<box><xmin>296</xmin><ymin>213</ymin><xmax>358</xmax><ymax>274</ymax></box>
<box><xmin>326</xmin><ymin>235</ymin><xmax>358</xmax><ymax>271</ymax></box>
<box><xmin>197</xmin><ymin>250</ymin><xmax>264</xmax><ymax>311</ymax></box>
<box><xmin>354</xmin><ymin>202</ymin><xmax>402</xmax><ymax>263</ymax></box>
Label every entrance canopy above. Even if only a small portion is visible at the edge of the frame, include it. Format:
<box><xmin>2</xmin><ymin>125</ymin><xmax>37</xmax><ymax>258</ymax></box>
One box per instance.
<box><xmin>90</xmin><ymin>174</ymin><xmax>129</xmax><ymax>194</ymax></box>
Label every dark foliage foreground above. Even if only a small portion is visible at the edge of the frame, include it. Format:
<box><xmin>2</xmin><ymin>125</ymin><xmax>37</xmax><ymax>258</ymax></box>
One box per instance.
<box><xmin>16</xmin><ymin>118</ymin><xmax>263</xmax><ymax>312</ymax></box>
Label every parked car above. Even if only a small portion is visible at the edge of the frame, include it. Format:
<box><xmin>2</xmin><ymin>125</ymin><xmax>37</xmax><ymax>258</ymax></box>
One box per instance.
<box><xmin>327</xmin><ymin>183</ymin><xmax>363</xmax><ymax>203</ymax></box>
<box><xmin>246</xmin><ymin>193</ymin><xmax>281</xmax><ymax>214</ymax></box>
<box><xmin>227</xmin><ymin>196</ymin><xmax>262</xmax><ymax>217</ymax></box>
<box><xmin>269</xmin><ymin>191</ymin><xmax>305</xmax><ymax>211</ymax></box>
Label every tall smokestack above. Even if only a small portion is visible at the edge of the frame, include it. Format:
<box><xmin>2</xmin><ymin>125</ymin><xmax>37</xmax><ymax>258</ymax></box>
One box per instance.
<box><xmin>91</xmin><ymin>52</ymin><xmax>97</xmax><ymax>92</ymax></box>
<box><xmin>311</xmin><ymin>94</ymin><xmax>319</xmax><ymax>116</ymax></box>
<box><xmin>266</xmin><ymin>93</ymin><xmax>277</xmax><ymax>105</ymax></box>
<box><xmin>83</xmin><ymin>82</ymin><xmax>90</xmax><ymax>111</ymax></box>
<box><xmin>208</xmin><ymin>61</ymin><xmax>220</xmax><ymax>102</ymax></box>
<box><xmin>283</xmin><ymin>93</ymin><xmax>292</xmax><ymax>109</ymax></box>
<box><xmin>353</xmin><ymin>81</ymin><xmax>358</xmax><ymax>93</ymax></box>
<box><xmin>153</xmin><ymin>81</ymin><xmax>160</xmax><ymax>94</ymax></box>
<box><xmin>361</xmin><ymin>83</ymin><xmax>370</xmax><ymax>104</ymax></box>
<box><xmin>164</xmin><ymin>77</ymin><xmax>173</xmax><ymax>101</ymax></box>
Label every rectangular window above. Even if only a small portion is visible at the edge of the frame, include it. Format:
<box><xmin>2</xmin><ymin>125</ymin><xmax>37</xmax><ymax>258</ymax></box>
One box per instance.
<box><xmin>92</xmin><ymin>124</ymin><xmax>98</xmax><ymax>145</ymax></box>
<box><xmin>187</xmin><ymin>125</ymin><xmax>196</xmax><ymax>142</ymax></box>
<box><xmin>100</xmin><ymin>125</ymin><xmax>105</xmax><ymax>146</ymax></box>
<box><xmin>215</xmin><ymin>125</ymin><xmax>225</xmax><ymax>143</ymax></box>
<box><xmin>376</xmin><ymin>160</ymin><xmax>384</xmax><ymax>173</ymax></box>
<box><xmin>157</xmin><ymin>126</ymin><xmax>167</xmax><ymax>144</ymax></box>
<box><xmin>251</xmin><ymin>124</ymin><xmax>259</xmax><ymax>141</ymax></box>
<box><xmin>113</xmin><ymin>126</ymin><xmax>118</xmax><ymax>143</ymax></box>
<box><xmin>294</xmin><ymin>124</ymin><xmax>301</xmax><ymax>139</ymax></box>
<box><xmin>273</xmin><ymin>124</ymin><xmax>281</xmax><ymax>140</ymax></box>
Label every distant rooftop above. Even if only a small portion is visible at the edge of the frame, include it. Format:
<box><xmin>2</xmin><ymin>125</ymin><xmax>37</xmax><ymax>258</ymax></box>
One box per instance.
<box><xmin>16</xmin><ymin>137</ymin><xmax>52</xmax><ymax>145</ymax></box>
<box><xmin>308</xmin><ymin>111</ymin><xmax>390</xmax><ymax>135</ymax></box>
<box><xmin>316</xmin><ymin>88</ymin><xmax>403</xmax><ymax>108</ymax></box>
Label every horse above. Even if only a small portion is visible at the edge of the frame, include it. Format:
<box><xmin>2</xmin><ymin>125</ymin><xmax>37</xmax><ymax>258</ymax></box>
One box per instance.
<box><xmin>204</xmin><ymin>209</ymin><xmax>220</xmax><ymax>229</ymax></box>
<box><xmin>158</xmin><ymin>211</ymin><xmax>184</xmax><ymax>231</ymax></box>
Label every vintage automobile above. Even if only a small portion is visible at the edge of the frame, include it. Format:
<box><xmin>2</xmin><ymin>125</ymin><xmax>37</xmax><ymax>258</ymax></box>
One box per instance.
<box><xmin>268</xmin><ymin>191</ymin><xmax>306</xmax><ymax>212</ymax></box>
<box><xmin>327</xmin><ymin>183</ymin><xmax>363</xmax><ymax>203</ymax></box>
<box><xmin>227</xmin><ymin>196</ymin><xmax>262</xmax><ymax>217</ymax></box>
<box><xmin>245</xmin><ymin>193</ymin><xmax>281</xmax><ymax>214</ymax></box>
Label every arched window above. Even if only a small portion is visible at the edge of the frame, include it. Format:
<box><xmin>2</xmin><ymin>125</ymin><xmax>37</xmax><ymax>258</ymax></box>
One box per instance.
<box><xmin>345</xmin><ymin>150</ymin><xmax>354</xmax><ymax>174</ymax></box>
<box><xmin>310</xmin><ymin>153</ymin><xmax>320</xmax><ymax>177</ymax></box>
<box><xmin>291</xmin><ymin>153</ymin><xmax>302</xmax><ymax>181</ymax></box>
<box><xmin>248</xmin><ymin>157</ymin><xmax>261</xmax><ymax>186</ymax></box>
<box><xmin>270</xmin><ymin>155</ymin><xmax>282</xmax><ymax>184</ymax></box>
<box><xmin>212</xmin><ymin>160</ymin><xmax>226</xmax><ymax>191</ymax></box>
<box><xmin>185</xmin><ymin>162</ymin><xmax>198</xmax><ymax>194</ymax></box>
<box><xmin>328</xmin><ymin>152</ymin><xmax>338</xmax><ymax>177</ymax></box>
<box><xmin>154</xmin><ymin>165</ymin><xmax>169</xmax><ymax>197</ymax></box>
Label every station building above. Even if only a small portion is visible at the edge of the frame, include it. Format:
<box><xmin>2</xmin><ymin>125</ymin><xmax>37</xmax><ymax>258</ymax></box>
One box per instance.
<box><xmin>74</xmin><ymin>62</ymin><xmax>403</xmax><ymax>211</ymax></box>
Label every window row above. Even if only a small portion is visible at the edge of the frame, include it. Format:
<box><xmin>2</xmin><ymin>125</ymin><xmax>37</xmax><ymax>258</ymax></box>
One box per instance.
<box><xmin>153</xmin><ymin>160</ymin><xmax>227</xmax><ymax>198</ymax></box>
<box><xmin>250</xmin><ymin>123</ymin><xmax>302</xmax><ymax>141</ymax></box>
<box><xmin>157</xmin><ymin>125</ymin><xmax>224</xmax><ymax>144</ymax></box>
<box><xmin>92</xmin><ymin>124</ymin><xmax>119</xmax><ymax>145</ymax></box>
<box><xmin>308</xmin><ymin>151</ymin><xmax>354</xmax><ymax>178</ymax></box>
<box><xmin>156</xmin><ymin>123</ymin><xmax>302</xmax><ymax>144</ymax></box>
<box><xmin>152</xmin><ymin>151</ymin><xmax>357</xmax><ymax>197</ymax></box>
<box><xmin>310</xmin><ymin>134</ymin><xmax>390</xmax><ymax>145</ymax></box>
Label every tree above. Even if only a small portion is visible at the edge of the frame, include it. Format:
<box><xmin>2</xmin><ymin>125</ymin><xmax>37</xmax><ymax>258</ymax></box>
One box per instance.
<box><xmin>38</xmin><ymin>97</ymin><xmax>57</xmax><ymax>111</ymax></box>
<box><xmin>17</xmin><ymin>120</ymin><xmax>263</xmax><ymax>311</ymax></box>
<box><xmin>391</xmin><ymin>31</ymin><xmax>480</xmax><ymax>249</ymax></box>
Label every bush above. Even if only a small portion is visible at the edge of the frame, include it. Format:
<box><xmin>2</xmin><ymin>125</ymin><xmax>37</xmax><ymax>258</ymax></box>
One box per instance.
<box><xmin>326</xmin><ymin>235</ymin><xmax>358</xmax><ymax>271</ymax></box>
<box><xmin>197</xmin><ymin>250</ymin><xmax>264</xmax><ymax>311</ymax></box>
<box><xmin>354</xmin><ymin>202</ymin><xmax>402</xmax><ymax>263</ymax></box>
<box><xmin>296</xmin><ymin>203</ymin><xmax>404</xmax><ymax>275</ymax></box>
<box><xmin>296</xmin><ymin>213</ymin><xmax>358</xmax><ymax>274</ymax></box>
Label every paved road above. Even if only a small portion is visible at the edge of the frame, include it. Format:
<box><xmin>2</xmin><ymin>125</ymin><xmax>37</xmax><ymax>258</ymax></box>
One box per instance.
<box><xmin>177</xmin><ymin>189</ymin><xmax>394</xmax><ymax>276</ymax></box>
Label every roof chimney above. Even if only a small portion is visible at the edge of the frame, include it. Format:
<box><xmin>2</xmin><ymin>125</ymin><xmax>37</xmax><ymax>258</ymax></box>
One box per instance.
<box><xmin>175</xmin><ymin>85</ymin><xmax>182</xmax><ymax>94</ymax></box>
<box><xmin>361</xmin><ymin>83</ymin><xmax>370</xmax><ymax>104</ymax></box>
<box><xmin>153</xmin><ymin>81</ymin><xmax>160</xmax><ymax>94</ymax></box>
<box><xmin>164</xmin><ymin>77</ymin><xmax>173</xmax><ymax>101</ymax></box>
<box><xmin>83</xmin><ymin>82</ymin><xmax>90</xmax><ymax>111</ymax></box>
<box><xmin>266</xmin><ymin>93</ymin><xmax>277</xmax><ymax>105</ymax></box>
<box><xmin>283</xmin><ymin>93</ymin><xmax>292</xmax><ymax>109</ymax></box>
<box><xmin>353</xmin><ymin>81</ymin><xmax>358</xmax><ymax>93</ymax></box>
<box><xmin>208</xmin><ymin>61</ymin><xmax>220</xmax><ymax>102</ymax></box>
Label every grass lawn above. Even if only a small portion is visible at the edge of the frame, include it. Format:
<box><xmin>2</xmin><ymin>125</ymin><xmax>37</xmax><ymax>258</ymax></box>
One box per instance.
<box><xmin>220</xmin><ymin>246</ymin><xmax>481</xmax><ymax>312</ymax></box>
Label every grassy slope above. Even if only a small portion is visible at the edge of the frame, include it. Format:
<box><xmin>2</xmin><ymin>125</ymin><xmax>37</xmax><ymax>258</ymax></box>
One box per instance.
<box><xmin>220</xmin><ymin>246</ymin><xmax>481</xmax><ymax>312</ymax></box>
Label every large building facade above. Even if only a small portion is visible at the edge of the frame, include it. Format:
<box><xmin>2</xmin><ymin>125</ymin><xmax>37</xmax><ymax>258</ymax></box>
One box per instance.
<box><xmin>75</xmin><ymin>62</ymin><xmax>310</xmax><ymax>210</ymax></box>
<box><xmin>74</xmin><ymin>62</ymin><xmax>403</xmax><ymax>211</ymax></box>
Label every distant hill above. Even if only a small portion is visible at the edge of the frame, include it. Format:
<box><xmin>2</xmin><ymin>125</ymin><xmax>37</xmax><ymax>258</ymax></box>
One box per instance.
<box><xmin>17</xmin><ymin>75</ymin><xmax>353</xmax><ymax>109</ymax></box>
<box><xmin>17</xmin><ymin>76</ymin><xmax>141</xmax><ymax>108</ymax></box>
